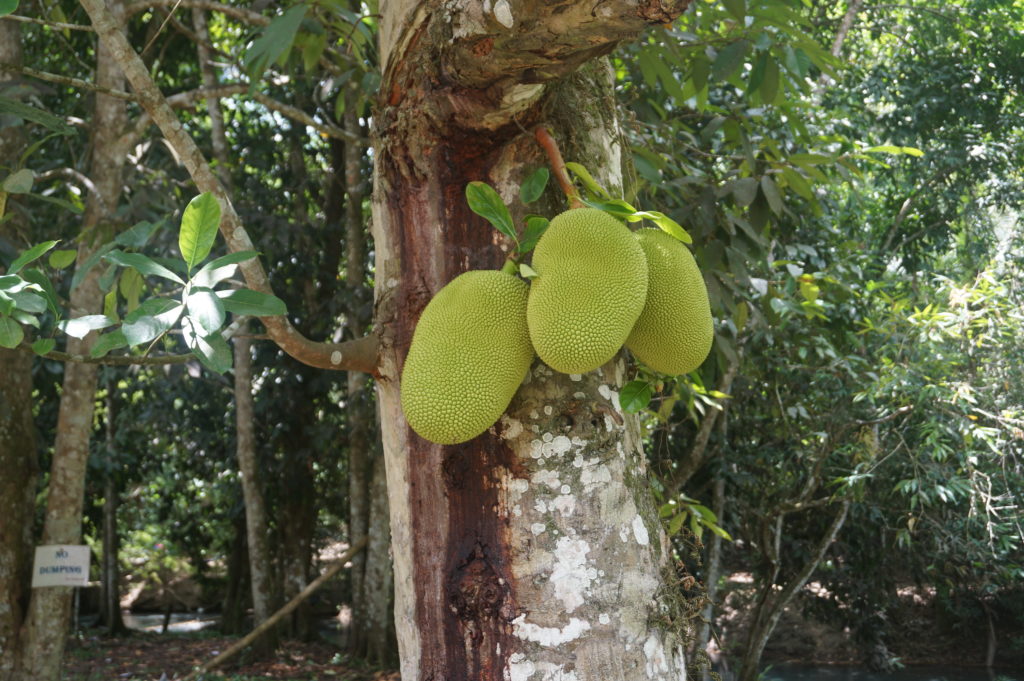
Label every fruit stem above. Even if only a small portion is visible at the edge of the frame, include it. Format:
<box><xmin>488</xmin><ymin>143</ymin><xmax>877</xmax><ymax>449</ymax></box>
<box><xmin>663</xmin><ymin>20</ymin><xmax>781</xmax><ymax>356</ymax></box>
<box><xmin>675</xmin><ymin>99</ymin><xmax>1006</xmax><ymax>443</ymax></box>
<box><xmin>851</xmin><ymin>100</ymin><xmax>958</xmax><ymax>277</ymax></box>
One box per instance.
<box><xmin>500</xmin><ymin>257</ymin><xmax>519</xmax><ymax>275</ymax></box>
<box><xmin>534</xmin><ymin>126</ymin><xmax>583</xmax><ymax>209</ymax></box>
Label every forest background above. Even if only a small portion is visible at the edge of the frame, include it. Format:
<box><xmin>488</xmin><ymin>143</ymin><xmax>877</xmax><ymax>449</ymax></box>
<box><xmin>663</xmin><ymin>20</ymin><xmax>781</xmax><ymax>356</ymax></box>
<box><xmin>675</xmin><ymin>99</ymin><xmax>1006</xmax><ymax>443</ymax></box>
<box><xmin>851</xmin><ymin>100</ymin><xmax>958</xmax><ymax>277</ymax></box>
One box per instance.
<box><xmin>0</xmin><ymin>0</ymin><xmax>1022</xmax><ymax>680</ymax></box>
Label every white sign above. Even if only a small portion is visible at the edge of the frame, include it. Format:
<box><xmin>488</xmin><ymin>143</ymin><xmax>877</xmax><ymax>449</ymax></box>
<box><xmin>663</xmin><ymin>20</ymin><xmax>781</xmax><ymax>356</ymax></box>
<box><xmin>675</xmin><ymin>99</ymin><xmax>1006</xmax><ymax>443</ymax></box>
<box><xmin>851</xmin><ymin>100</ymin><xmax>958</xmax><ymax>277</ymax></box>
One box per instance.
<box><xmin>31</xmin><ymin>545</ymin><xmax>90</xmax><ymax>588</ymax></box>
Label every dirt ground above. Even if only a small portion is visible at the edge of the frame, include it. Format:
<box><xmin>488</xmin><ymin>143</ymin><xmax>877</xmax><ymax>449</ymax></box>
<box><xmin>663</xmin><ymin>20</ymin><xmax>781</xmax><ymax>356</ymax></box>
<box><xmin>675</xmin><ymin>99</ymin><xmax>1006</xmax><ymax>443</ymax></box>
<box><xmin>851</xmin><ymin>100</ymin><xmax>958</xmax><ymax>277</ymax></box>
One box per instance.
<box><xmin>63</xmin><ymin>633</ymin><xmax>401</xmax><ymax>681</ymax></box>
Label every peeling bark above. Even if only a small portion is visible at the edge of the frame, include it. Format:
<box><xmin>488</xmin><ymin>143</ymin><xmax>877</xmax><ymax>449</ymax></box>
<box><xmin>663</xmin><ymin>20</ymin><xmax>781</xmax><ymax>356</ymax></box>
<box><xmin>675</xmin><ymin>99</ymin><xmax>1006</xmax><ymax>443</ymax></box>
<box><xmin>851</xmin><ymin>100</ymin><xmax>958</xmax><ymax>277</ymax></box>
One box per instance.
<box><xmin>17</xmin><ymin>3</ymin><xmax>129</xmax><ymax>677</ymax></box>
<box><xmin>373</xmin><ymin>3</ymin><xmax>692</xmax><ymax>678</ymax></box>
<box><xmin>0</xmin><ymin>24</ymin><xmax>39</xmax><ymax>681</ymax></box>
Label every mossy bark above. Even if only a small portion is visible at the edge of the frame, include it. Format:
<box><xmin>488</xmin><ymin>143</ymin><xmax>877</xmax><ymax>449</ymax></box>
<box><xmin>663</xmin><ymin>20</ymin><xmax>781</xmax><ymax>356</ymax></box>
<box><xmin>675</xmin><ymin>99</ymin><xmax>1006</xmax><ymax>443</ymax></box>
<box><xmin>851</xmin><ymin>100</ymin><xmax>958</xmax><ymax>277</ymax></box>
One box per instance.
<box><xmin>372</xmin><ymin>2</ymin><xmax>692</xmax><ymax>679</ymax></box>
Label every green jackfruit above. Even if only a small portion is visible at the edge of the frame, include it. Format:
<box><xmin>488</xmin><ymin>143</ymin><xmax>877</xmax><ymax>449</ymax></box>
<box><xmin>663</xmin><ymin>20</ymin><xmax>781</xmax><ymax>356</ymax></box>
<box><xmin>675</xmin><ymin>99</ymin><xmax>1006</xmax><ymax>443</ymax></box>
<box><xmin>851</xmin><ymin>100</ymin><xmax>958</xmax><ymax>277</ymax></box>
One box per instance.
<box><xmin>626</xmin><ymin>229</ymin><xmax>713</xmax><ymax>375</ymax></box>
<box><xmin>527</xmin><ymin>208</ymin><xmax>648</xmax><ymax>374</ymax></box>
<box><xmin>401</xmin><ymin>270</ymin><xmax>533</xmax><ymax>445</ymax></box>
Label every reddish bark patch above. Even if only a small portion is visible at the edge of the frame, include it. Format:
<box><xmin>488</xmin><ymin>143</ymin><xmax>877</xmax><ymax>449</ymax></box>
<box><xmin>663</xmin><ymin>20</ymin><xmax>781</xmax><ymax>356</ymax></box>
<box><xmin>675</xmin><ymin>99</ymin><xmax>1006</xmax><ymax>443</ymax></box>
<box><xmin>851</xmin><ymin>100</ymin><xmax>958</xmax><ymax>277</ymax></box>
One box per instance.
<box><xmin>472</xmin><ymin>37</ymin><xmax>494</xmax><ymax>57</ymax></box>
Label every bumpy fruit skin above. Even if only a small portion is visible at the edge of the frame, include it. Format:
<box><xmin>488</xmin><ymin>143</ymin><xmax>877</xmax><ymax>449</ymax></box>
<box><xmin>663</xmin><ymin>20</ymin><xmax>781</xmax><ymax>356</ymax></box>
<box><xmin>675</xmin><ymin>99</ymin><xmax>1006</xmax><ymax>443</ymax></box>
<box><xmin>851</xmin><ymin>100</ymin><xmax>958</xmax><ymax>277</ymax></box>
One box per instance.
<box><xmin>401</xmin><ymin>270</ymin><xmax>533</xmax><ymax>445</ymax></box>
<box><xmin>626</xmin><ymin>229</ymin><xmax>713</xmax><ymax>375</ymax></box>
<box><xmin>527</xmin><ymin>208</ymin><xmax>649</xmax><ymax>374</ymax></box>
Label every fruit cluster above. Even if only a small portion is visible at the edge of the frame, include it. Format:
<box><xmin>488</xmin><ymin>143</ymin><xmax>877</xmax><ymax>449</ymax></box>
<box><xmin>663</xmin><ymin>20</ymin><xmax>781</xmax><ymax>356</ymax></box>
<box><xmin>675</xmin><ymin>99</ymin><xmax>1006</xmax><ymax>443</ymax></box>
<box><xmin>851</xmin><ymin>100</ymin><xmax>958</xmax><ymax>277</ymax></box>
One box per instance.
<box><xmin>400</xmin><ymin>208</ymin><xmax>713</xmax><ymax>445</ymax></box>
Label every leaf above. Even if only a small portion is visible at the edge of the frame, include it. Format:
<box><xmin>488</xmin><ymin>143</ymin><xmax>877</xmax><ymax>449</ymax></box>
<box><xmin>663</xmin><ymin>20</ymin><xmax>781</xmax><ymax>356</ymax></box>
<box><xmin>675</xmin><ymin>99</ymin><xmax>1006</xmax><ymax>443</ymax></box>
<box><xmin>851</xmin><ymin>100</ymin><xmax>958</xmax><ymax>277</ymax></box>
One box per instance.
<box><xmin>192</xmin><ymin>250</ymin><xmax>257</xmax><ymax>288</ymax></box>
<box><xmin>186</xmin><ymin>287</ymin><xmax>227</xmax><ymax>335</ymax></box>
<box><xmin>0</xmin><ymin>316</ymin><xmax>23</xmax><ymax>349</ymax></box>
<box><xmin>518</xmin><ymin>216</ymin><xmax>549</xmax><ymax>254</ymax></box>
<box><xmin>634</xmin><ymin>211</ymin><xmax>692</xmax><ymax>244</ymax></box>
<box><xmin>0</xmin><ymin>0</ymin><xmax>18</xmax><ymax>17</ymax></box>
<box><xmin>31</xmin><ymin>338</ymin><xmax>55</xmax><ymax>356</ymax></box>
<box><xmin>0</xmin><ymin>96</ymin><xmax>73</xmax><ymax>135</ymax></box>
<box><xmin>579</xmin><ymin>197</ymin><xmax>636</xmax><ymax>221</ymax></box>
<box><xmin>730</xmin><ymin>177</ymin><xmax>759</xmax><ymax>207</ymax></box>
<box><xmin>243</xmin><ymin>3</ymin><xmax>308</xmax><ymax>83</ymax></box>
<box><xmin>24</xmin><ymin>192</ymin><xmax>83</xmax><ymax>214</ymax></box>
<box><xmin>864</xmin><ymin>145</ymin><xmax>925</xmax><ymax>157</ymax></box>
<box><xmin>90</xmin><ymin>330</ymin><xmax>128</xmax><ymax>359</ymax></box>
<box><xmin>780</xmin><ymin>167</ymin><xmax>814</xmax><ymax>201</ymax></box>
<box><xmin>8</xmin><ymin>240</ymin><xmax>57</xmax><ymax>275</ymax></box>
<box><xmin>722</xmin><ymin>0</ymin><xmax>745</xmax><ymax>20</ymax></box>
<box><xmin>183</xmin><ymin>319</ymin><xmax>232</xmax><ymax>374</ymax></box>
<box><xmin>115</xmin><ymin>220</ymin><xmax>162</xmax><ymax>248</ymax></box>
<box><xmin>760</xmin><ymin>176</ymin><xmax>784</xmax><ymax>215</ymax></box>
<box><xmin>712</xmin><ymin>39</ymin><xmax>750</xmax><ymax>82</ymax></box>
<box><xmin>2</xmin><ymin>168</ymin><xmax>34</xmax><ymax>194</ymax></box>
<box><xmin>620</xmin><ymin>380</ymin><xmax>653</xmax><ymax>413</ymax></box>
<box><xmin>519</xmin><ymin>263</ymin><xmax>539</xmax><ymax>280</ymax></box>
<box><xmin>49</xmin><ymin>249</ymin><xmax>77</xmax><ymax>269</ymax></box>
<box><xmin>71</xmin><ymin>243</ymin><xmax>117</xmax><ymax>288</ymax></box>
<box><xmin>9</xmin><ymin>289</ymin><xmax>46</xmax><ymax>314</ymax></box>
<box><xmin>11</xmin><ymin>310</ymin><xmax>37</xmax><ymax>327</ymax></box>
<box><xmin>217</xmin><ymin>289</ymin><xmax>287</xmax><ymax>317</ymax></box>
<box><xmin>760</xmin><ymin>55</ymin><xmax>780</xmax><ymax>104</ymax></box>
<box><xmin>20</xmin><ymin>269</ymin><xmax>58</xmax><ymax>314</ymax></box>
<box><xmin>104</xmin><ymin>250</ymin><xmax>185</xmax><ymax>285</ymax></box>
<box><xmin>119</xmin><ymin>267</ymin><xmax>144</xmax><ymax>312</ymax></box>
<box><xmin>667</xmin><ymin>512</ymin><xmax>686</xmax><ymax>536</ymax></box>
<box><xmin>121</xmin><ymin>300</ymin><xmax>182</xmax><ymax>346</ymax></box>
<box><xmin>564</xmin><ymin>162</ymin><xmax>611</xmax><ymax>200</ymax></box>
<box><xmin>465</xmin><ymin>182</ymin><xmax>517</xmax><ymax>244</ymax></box>
<box><xmin>179</xmin><ymin>193</ymin><xmax>221</xmax><ymax>272</ymax></box>
<box><xmin>58</xmin><ymin>315</ymin><xmax>114</xmax><ymax>339</ymax></box>
<box><xmin>520</xmin><ymin>168</ymin><xmax>549</xmax><ymax>204</ymax></box>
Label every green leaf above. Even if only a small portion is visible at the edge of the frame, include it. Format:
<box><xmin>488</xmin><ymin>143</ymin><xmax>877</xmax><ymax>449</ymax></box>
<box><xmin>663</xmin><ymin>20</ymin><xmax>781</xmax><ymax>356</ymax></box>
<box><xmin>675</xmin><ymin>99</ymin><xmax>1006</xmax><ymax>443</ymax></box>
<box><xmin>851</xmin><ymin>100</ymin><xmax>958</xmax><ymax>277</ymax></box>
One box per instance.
<box><xmin>9</xmin><ymin>289</ymin><xmax>46</xmax><ymax>314</ymax></box>
<box><xmin>780</xmin><ymin>167</ymin><xmax>814</xmax><ymax>201</ymax></box>
<box><xmin>115</xmin><ymin>220</ymin><xmax>162</xmax><ymax>248</ymax></box>
<box><xmin>667</xmin><ymin>512</ymin><xmax>686</xmax><ymax>536</ymax></box>
<box><xmin>11</xmin><ymin>310</ymin><xmax>37</xmax><ymax>328</ymax></box>
<box><xmin>519</xmin><ymin>263</ymin><xmax>539</xmax><ymax>280</ymax></box>
<box><xmin>217</xmin><ymin>289</ymin><xmax>287</xmax><ymax>317</ymax></box>
<box><xmin>243</xmin><ymin>3</ymin><xmax>308</xmax><ymax>83</ymax></box>
<box><xmin>520</xmin><ymin>168</ymin><xmax>549</xmax><ymax>204</ymax></box>
<box><xmin>2</xmin><ymin>168</ymin><xmax>34</xmax><ymax>194</ymax></box>
<box><xmin>864</xmin><ymin>145</ymin><xmax>925</xmax><ymax>157</ymax></box>
<box><xmin>179</xmin><ymin>192</ymin><xmax>221</xmax><ymax>272</ymax></box>
<box><xmin>8</xmin><ymin>240</ymin><xmax>57</xmax><ymax>275</ymax></box>
<box><xmin>634</xmin><ymin>211</ymin><xmax>692</xmax><ymax>244</ymax></box>
<box><xmin>564</xmin><ymin>163</ymin><xmax>611</xmax><ymax>200</ymax></box>
<box><xmin>518</xmin><ymin>216</ymin><xmax>549</xmax><ymax>254</ymax></box>
<box><xmin>0</xmin><ymin>316</ymin><xmax>23</xmax><ymax>349</ymax></box>
<box><xmin>620</xmin><ymin>380</ymin><xmax>653</xmax><ymax>413</ymax></box>
<box><xmin>730</xmin><ymin>177</ymin><xmax>759</xmax><ymax>207</ymax></box>
<box><xmin>20</xmin><ymin>269</ymin><xmax>58</xmax><ymax>314</ymax></box>
<box><xmin>760</xmin><ymin>56</ymin><xmax>780</xmax><ymax>104</ymax></box>
<box><xmin>104</xmin><ymin>250</ymin><xmax>185</xmax><ymax>285</ymax></box>
<box><xmin>186</xmin><ymin>287</ymin><xmax>227</xmax><ymax>335</ymax></box>
<box><xmin>58</xmin><ymin>315</ymin><xmax>114</xmax><ymax>339</ymax></box>
<box><xmin>71</xmin><ymin>243</ymin><xmax>117</xmax><ymax>288</ymax></box>
<box><xmin>0</xmin><ymin>1</ymin><xmax>19</xmax><ymax>17</ymax></box>
<box><xmin>24</xmin><ymin>192</ymin><xmax>83</xmax><ymax>214</ymax></box>
<box><xmin>90</xmin><ymin>330</ymin><xmax>128</xmax><ymax>359</ymax></box>
<box><xmin>712</xmin><ymin>39</ymin><xmax>750</xmax><ymax>82</ymax></box>
<box><xmin>465</xmin><ymin>182</ymin><xmax>517</xmax><ymax>244</ymax></box>
<box><xmin>31</xmin><ymin>338</ymin><xmax>55</xmax><ymax>356</ymax></box>
<box><xmin>0</xmin><ymin>96</ymin><xmax>73</xmax><ymax>135</ymax></box>
<box><xmin>760</xmin><ymin>176</ymin><xmax>783</xmax><ymax>215</ymax></box>
<box><xmin>721</xmin><ymin>0</ymin><xmax>745</xmax><ymax>20</ymax></box>
<box><xmin>579</xmin><ymin>197</ymin><xmax>637</xmax><ymax>221</ymax></box>
<box><xmin>183</xmin><ymin>319</ymin><xmax>232</xmax><ymax>374</ymax></box>
<box><xmin>119</xmin><ymin>267</ymin><xmax>144</xmax><ymax>312</ymax></box>
<box><xmin>122</xmin><ymin>300</ymin><xmax>182</xmax><ymax>346</ymax></box>
<box><xmin>192</xmin><ymin>250</ymin><xmax>257</xmax><ymax>288</ymax></box>
<box><xmin>49</xmin><ymin>249</ymin><xmax>77</xmax><ymax>269</ymax></box>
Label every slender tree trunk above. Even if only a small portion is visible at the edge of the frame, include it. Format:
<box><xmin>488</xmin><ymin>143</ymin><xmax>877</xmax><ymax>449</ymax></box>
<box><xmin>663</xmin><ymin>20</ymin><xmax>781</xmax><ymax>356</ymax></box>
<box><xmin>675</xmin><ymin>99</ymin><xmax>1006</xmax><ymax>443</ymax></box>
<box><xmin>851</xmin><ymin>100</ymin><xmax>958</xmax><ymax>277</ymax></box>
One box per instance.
<box><xmin>277</xmin><ymin>458</ymin><xmax>316</xmax><ymax>640</ymax></box>
<box><xmin>373</xmin><ymin>4</ymin><xmax>692</xmax><ymax>678</ymax></box>
<box><xmin>362</xmin><ymin>450</ymin><xmax>396</xmax><ymax>665</ymax></box>
<box><xmin>233</xmin><ymin>332</ymin><xmax>278</xmax><ymax>654</ymax></box>
<box><xmin>0</xmin><ymin>20</ymin><xmax>40</xmax><ymax>681</ymax></box>
<box><xmin>18</xmin><ymin>3</ymin><xmax>128</xmax><ymax>677</ymax></box>
<box><xmin>736</xmin><ymin>501</ymin><xmax>850</xmax><ymax>681</ymax></box>
<box><xmin>220</xmin><ymin>512</ymin><xmax>250</xmax><ymax>635</ymax></box>
<box><xmin>695</xmin><ymin>478</ymin><xmax>725</xmax><ymax>681</ymax></box>
<box><xmin>100</xmin><ymin>386</ymin><xmax>124</xmax><ymax>634</ymax></box>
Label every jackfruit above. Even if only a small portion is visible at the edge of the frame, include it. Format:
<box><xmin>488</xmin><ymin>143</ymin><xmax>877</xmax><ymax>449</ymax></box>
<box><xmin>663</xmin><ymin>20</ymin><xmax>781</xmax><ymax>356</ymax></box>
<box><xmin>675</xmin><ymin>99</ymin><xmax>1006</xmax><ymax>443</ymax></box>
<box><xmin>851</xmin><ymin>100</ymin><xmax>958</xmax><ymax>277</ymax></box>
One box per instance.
<box><xmin>401</xmin><ymin>270</ymin><xmax>533</xmax><ymax>445</ymax></box>
<box><xmin>527</xmin><ymin>208</ymin><xmax>648</xmax><ymax>374</ymax></box>
<box><xmin>626</xmin><ymin>229</ymin><xmax>713</xmax><ymax>375</ymax></box>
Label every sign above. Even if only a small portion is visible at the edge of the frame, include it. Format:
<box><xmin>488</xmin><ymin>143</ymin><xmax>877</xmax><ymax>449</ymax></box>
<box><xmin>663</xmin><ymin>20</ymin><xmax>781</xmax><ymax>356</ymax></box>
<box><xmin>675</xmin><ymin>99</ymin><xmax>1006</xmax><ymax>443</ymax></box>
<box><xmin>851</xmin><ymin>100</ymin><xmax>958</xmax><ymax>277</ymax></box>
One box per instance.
<box><xmin>31</xmin><ymin>545</ymin><xmax>90</xmax><ymax>588</ymax></box>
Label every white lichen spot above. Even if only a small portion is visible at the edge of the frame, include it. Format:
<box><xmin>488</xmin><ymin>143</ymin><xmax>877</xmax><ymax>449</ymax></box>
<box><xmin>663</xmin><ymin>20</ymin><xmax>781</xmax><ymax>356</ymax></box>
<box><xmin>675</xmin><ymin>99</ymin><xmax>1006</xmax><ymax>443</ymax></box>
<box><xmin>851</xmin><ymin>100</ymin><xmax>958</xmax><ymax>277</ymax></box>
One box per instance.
<box><xmin>512</xmin><ymin>504</ymin><xmax>522</xmax><ymax>517</ymax></box>
<box><xmin>534</xmin><ymin>499</ymin><xmax>548</xmax><ymax>514</ymax></box>
<box><xmin>550</xmin><ymin>537</ymin><xmax>595</xmax><ymax>612</ymax></box>
<box><xmin>531</xmin><ymin>523</ymin><xmax>546</xmax><ymax>536</ymax></box>
<box><xmin>569</xmin><ymin>374</ymin><xmax>582</xmax><ymax>381</ymax></box>
<box><xmin>493</xmin><ymin>0</ymin><xmax>514</xmax><ymax>28</ymax></box>
<box><xmin>543</xmin><ymin>435</ymin><xmax>572</xmax><ymax>458</ymax></box>
<box><xmin>542</xmin><ymin>432</ymin><xmax>554</xmax><ymax>443</ymax></box>
<box><xmin>507</xmin><ymin>478</ymin><xmax>530</xmax><ymax>503</ymax></box>
<box><xmin>599</xmin><ymin>613</ymin><xmax>611</xmax><ymax>625</ymax></box>
<box><xmin>573</xmin><ymin>392</ymin><xmax>586</xmax><ymax>399</ymax></box>
<box><xmin>512</xmin><ymin>614</ymin><xmax>591</xmax><ymax>647</ymax></box>
<box><xmin>560</xmin><ymin>484</ymin><xmax>571</xmax><ymax>494</ymax></box>
<box><xmin>330</xmin><ymin>351</ymin><xmax>343</xmax><ymax>365</ymax></box>
<box><xmin>544</xmin><ymin>405</ymin><xmax>553</xmax><ymax>416</ymax></box>
<box><xmin>232</xmin><ymin>228</ymin><xmax>245</xmax><ymax>242</ymax></box>
<box><xmin>506</xmin><ymin>653</ymin><xmax>535</xmax><ymax>681</ymax></box>
<box><xmin>387</xmin><ymin>277</ymin><xmax>399</xmax><ymax>289</ymax></box>
<box><xmin>500</xmin><ymin>415</ymin><xmax>524</xmax><ymax>439</ymax></box>
<box><xmin>530</xmin><ymin>410</ymin><xmax>540</xmax><ymax>420</ymax></box>
<box><xmin>598</xmin><ymin>384</ymin><xmax>613</xmax><ymax>401</ymax></box>
<box><xmin>580</xmin><ymin>463</ymin><xmax>611</xmax><ymax>491</ymax></box>
<box><xmin>644</xmin><ymin>634</ymin><xmax>670</xmax><ymax>678</ymax></box>
<box><xmin>551</xmin><ymin>494</ymin><xmax>576</xmax><ymax>516</ymax></box>
<box><xmin>530</xmin><ymin>440</ymin><xmax>544</xmax><ymax>459</ymax></box>
<box><xmin>632</xmin><ymin>514</ymin><xmax>650</xmax><ymax>546</ymax></box>
<box><xmin>532</xmin><ymin>469</ymin><xmax>561</xmax><ymax>490</ymax></box>
<box><xmin>619</xmin><ymin>525</ymin><xmax>630</xmax><ymax>543</ymax></box>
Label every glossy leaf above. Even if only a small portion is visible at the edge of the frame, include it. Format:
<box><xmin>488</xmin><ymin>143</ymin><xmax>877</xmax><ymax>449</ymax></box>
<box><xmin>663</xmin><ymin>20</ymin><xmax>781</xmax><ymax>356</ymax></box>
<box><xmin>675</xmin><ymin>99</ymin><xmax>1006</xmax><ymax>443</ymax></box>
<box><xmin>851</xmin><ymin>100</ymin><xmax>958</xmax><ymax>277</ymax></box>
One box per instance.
<box><xmin>520</xmin><ymin>168</ymin><xmax>549</xmax><ymax>204</ymax></box>
<box><xmin>620</xmin><ymin>380</ymin><xmax>653</xmax><ymax>413</ymax></box>
<box><xmin>0</xmin><ymin>316</ymin><xmax>23</xmax><ymax>348</ymax></box>
<box><xmin>186</xmin><ymin>287</ymin><xmax>227</xmax><ymax>335</ymax></box>
<box><xmin>8</xmin><ymin>240</ymin><xmax>57</xmax><ymax>275</ymax></box>
<box><xmin>218</xmin><ymin>289</ymin><xmax>287</xmax><ymax>317</ymax></box>
<box><xmin>179</xmin><ymin>192</ymin><xmax>221</xmax><ymax>272</ymax></box>
<box><xmin>466</xmin><ymin>182</ymin><xmax>517</xmax><ymax>244</ymax></box>
<box><xmin>104</xmin><ymin>250</ymin><xmax>185</xmax><ymax>285</ymax></box>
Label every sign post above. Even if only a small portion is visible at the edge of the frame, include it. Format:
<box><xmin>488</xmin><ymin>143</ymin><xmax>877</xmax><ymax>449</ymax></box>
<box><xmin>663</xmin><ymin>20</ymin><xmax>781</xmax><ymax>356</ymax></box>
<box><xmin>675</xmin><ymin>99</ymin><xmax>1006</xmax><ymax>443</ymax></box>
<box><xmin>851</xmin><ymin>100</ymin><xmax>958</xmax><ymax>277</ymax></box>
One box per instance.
<box><xmin>31</xmin><ymin>545</ymin><xmax>90</xmax><ymax>588</ymax></box>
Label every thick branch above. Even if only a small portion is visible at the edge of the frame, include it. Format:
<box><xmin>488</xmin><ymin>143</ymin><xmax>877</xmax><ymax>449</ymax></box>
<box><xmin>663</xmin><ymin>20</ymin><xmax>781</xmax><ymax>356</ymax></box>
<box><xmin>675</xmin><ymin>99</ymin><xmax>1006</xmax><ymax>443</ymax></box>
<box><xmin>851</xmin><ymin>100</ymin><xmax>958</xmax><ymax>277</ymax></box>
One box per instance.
<box><xmin>79</xmin><ymin>0</ymin><xmax>379</xmax><ymax>374</ymax></box>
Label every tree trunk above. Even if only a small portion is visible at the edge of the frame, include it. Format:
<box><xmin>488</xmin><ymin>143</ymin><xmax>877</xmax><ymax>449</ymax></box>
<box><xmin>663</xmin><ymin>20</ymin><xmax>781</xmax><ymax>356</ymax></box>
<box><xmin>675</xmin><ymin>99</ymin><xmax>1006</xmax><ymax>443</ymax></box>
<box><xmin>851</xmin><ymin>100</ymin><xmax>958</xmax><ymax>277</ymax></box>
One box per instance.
<box><xmin>220</xmin><ymin>512</ymin><xmax>250</xmax><ymax>635</ymax></box>
<box><xmin>361</xmin><ymin>451</ymin><xmax>396</xmax><ymax>665</ymax></box>
<box><xmin>694</xmin><ymin>478</ymin><xmax>725</xmax><ymax>681</ymax></box>
<box><xmin>0</xmin><ymin>20</ymin><xmax>40</xmax><ymax>681</ymax></box>
<box><xmin>233</xmin><ymin>333</ymin><xmax>278</xmax><ymax>654</ymax></box>
<box><xmin>277</xmin><ymin>458</ymin><xmax>316</xmax><ymax>640</ymax></box>
<box><xmin>100</xmin><ymin>385</ymin><xmax>125</xmax><ymax>634</ymax></box>
<box><xmin>17</xmin><ymin>2</ymin><xmax>128</xmax><ymax>676</ymax></box>
<box><xmin>372</xmin><ymin>3</ymin><xmax>692</xmax><ymax>678</ymax></box>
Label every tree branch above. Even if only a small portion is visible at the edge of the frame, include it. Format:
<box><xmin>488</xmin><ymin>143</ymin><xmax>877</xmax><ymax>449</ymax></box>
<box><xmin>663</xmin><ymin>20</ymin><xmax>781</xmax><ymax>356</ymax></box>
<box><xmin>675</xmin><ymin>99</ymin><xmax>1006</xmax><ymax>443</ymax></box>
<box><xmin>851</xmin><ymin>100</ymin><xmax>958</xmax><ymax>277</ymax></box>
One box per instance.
<box><xmin>126</xmin><ymin>0</ymin><xmax>270</xmax><ymax>26</ymax></box>
<box><xmin>0</xmin><ymin>14</ymin><xmax>94</xmax><ymax>32</ymax></box>
<box><xmin>79</xmin><ymin>0</ymin><xmax>380</xmax><ymax>374</ymax></box>
<box><xmin>0</xmin><ymin>63</ymin><xmax>133</xmax><ymax>99</ymax></box>
<box><xmin>20</xmin><ymin>343</ymin><xmax>192</xmax><ymax>366</ymax></box>
<box><xmin>535</xmin><ymin>126</ymin><xmax>582</xmax><ymax>209</ymax></box>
